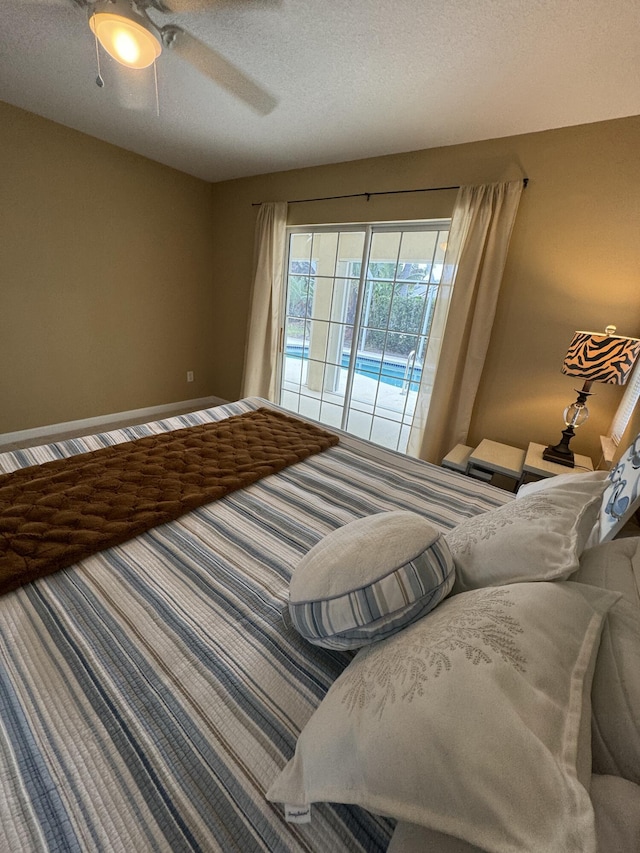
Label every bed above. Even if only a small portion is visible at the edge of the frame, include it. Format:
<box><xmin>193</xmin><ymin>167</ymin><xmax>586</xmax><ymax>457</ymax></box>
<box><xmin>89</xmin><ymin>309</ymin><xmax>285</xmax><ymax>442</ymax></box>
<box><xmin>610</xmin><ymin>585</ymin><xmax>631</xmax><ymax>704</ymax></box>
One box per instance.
<box><xmin>1</xmin><ymin>396</ymin><xmax>638</xmax><ymax>853</ymax></box>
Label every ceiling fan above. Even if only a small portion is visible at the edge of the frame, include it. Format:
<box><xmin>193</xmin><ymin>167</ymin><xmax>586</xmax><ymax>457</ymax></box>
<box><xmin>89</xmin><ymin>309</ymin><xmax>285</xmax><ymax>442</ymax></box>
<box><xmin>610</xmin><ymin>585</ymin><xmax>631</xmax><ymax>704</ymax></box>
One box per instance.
<box><xmin>38</xmin><ymin>0</ymin><xmax>278</xmax><ymax>114</ymax></box>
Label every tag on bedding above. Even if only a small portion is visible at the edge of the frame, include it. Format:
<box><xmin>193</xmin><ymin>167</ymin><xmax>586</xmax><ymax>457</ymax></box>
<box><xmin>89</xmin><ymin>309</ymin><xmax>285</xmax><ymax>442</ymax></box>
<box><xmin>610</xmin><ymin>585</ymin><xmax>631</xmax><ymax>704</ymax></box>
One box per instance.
<box><xmin>284</xmin><ymin>804</ymin><xmax>311</xmax><ymax>824</ymax></box>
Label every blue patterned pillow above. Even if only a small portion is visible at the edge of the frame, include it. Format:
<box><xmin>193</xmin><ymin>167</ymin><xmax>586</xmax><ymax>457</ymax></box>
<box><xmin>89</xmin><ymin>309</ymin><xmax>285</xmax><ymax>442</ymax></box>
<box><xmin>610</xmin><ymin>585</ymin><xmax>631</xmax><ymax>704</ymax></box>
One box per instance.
<box><xmin>287</xmin><ymin>511</ymin><xmax>455</xmax><ymax>649</ymax></box>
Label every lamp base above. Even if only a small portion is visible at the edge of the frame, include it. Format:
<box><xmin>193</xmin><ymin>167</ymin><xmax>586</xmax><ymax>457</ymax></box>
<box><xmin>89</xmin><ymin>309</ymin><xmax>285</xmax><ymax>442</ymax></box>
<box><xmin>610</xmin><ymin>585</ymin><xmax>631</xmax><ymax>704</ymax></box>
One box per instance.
<box><xmin>542</xmin><ymin>426</ymin><xmax>576</xmax><ymax>468</ymax></box>
<box><xmin>542</xmin><ymin>444</ymin><xmax>575</xmax><ymax>467</ymax></box>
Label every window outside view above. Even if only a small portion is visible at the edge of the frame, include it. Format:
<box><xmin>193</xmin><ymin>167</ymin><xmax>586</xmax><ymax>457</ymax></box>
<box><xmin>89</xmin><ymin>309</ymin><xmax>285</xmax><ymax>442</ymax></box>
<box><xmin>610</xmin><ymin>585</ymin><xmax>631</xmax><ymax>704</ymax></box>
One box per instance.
<box><xmin>279</xmin><ymin>223</ymin><xmax>451</xmax><ymax>453</ymax></box>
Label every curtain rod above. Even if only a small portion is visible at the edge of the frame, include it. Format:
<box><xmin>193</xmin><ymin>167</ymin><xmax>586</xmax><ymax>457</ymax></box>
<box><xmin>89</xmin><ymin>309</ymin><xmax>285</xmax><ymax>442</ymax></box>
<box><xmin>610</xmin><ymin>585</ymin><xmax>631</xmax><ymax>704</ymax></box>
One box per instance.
<box><xmin>251</xmin><ymin>177</ymin><xmax>528</xmax><ymax>207</ymax></box>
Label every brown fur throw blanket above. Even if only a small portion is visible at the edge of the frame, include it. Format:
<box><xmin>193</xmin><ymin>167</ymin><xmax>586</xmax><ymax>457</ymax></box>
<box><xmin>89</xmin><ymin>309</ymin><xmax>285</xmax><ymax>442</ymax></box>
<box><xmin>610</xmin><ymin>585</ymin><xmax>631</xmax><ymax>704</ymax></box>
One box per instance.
<box><xmin>0</xmin><ymin>407</ymin><xmax>339</xmax><ymax>596</ymax></box>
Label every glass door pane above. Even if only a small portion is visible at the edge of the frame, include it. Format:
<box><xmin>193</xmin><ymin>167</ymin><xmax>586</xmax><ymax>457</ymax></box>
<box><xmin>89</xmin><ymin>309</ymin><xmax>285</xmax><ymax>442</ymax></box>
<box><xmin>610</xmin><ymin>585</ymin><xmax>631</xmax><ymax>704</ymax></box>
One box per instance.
<box><xmin>282</xmin><ymin>229</ymin><xmax>365</xmax><ymax>424</ymax></box>
<box><xmin>280</xmin><ymin>223</ymin><xmax>449</xmax><ymax>454</ymax></box>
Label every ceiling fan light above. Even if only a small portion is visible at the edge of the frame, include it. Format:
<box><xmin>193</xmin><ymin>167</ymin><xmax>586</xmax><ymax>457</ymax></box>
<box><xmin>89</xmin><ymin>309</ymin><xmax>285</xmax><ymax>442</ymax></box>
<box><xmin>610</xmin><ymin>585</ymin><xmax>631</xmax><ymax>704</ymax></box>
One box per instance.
<box><xmin>90</xmin><ymin>11</ymin><xmax>162</xmax><ymax>70</ymax></box>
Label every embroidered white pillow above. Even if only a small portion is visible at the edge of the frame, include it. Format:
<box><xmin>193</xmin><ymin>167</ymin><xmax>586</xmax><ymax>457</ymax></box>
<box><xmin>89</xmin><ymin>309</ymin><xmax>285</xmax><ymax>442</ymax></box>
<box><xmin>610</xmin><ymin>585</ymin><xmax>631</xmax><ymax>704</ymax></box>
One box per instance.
<box><xmin>267</xmin><ymin>582</ymin><xmax>618</xmax><ymax>853</ymax></box>
<box><xmin>445</xmin><ymin>488</ymin><xmax>602</xmax><ymax>592</ymax></box>
<box><xmin>516</xmin><ymin>471</ymin><xmax>608</xmax><ymax>548</ymax></box>
<box><xmin>516</xmin><ymin>470</ymin><xmax>608</xmax><ymax>500</ymax></box>
<box><xmin>287</xmin><ymin>511</ymin><xmax>455</xmax><ymax>649</ymax></box>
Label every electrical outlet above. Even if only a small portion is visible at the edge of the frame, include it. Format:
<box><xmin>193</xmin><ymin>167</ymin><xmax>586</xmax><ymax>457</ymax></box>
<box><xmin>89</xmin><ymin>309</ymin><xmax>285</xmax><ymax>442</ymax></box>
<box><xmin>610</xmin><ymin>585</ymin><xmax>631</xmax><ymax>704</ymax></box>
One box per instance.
<box><xmin>187</xmin><ymin>371</ymin><xmax>194</xmax><ymax>383</ymax></box>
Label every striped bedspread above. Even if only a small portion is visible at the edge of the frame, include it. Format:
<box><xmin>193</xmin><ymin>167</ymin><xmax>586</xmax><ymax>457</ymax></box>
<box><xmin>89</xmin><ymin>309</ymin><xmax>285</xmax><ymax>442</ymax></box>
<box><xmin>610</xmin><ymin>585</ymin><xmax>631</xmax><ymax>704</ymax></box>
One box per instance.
<box><xmin>0</xmin><ymin>398</ymin><xmax>510</xmax><ymax>852</ymax></box>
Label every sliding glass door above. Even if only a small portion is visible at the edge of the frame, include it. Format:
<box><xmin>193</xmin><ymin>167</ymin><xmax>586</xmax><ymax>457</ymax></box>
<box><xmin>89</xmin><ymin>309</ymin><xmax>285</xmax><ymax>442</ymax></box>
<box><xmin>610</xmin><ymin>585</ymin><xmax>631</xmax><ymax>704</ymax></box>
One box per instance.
<box><xmin>278</xmin><ymin>221</ymin><xmax>450</xmax><ymax>454</ymax></box>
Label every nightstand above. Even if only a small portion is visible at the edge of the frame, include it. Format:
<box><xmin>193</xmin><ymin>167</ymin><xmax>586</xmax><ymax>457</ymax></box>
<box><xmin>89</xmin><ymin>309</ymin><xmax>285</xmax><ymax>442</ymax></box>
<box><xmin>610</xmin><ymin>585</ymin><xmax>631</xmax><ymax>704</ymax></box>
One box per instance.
<box><xmin>441</xmin><ymin>444</ymin><xmax>474</xmax><ymax>474</ymax></box>
<box><xmin>466</xmin><ymin>439</ymin><xmax>526</xmax><ymax>488</ymax></box>
<box><xmin>521</xmin><ymin>442</ymin><xmax>593</xmax><ymax>483</ymax></box>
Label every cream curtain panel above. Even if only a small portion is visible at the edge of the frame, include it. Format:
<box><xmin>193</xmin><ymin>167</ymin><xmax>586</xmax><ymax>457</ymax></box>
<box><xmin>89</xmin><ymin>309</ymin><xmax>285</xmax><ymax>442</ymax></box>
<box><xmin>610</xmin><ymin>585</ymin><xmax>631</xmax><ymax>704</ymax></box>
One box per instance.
<box><xmin>241</xmin><ymin>202</ymin><xmax>288</xmax><ymax>400</ymax></box>
<box><xmin>408</xmin><ymin>181</ymin><xmax>523</xmax><ymax>464</ymax></box>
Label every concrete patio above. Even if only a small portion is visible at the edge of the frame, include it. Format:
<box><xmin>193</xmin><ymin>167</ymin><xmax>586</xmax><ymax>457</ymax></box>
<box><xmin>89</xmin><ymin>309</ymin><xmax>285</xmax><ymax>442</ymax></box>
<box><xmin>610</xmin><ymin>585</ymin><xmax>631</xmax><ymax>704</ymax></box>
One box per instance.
<box><xmin>280</xmin><ymin>354</ymin><xmax>421</xmax><ymax>452</ymax></box>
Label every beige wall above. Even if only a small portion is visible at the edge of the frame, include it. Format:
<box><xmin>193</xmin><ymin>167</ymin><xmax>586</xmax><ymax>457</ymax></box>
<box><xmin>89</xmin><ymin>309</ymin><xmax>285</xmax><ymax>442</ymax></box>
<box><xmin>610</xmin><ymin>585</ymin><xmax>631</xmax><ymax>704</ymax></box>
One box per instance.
<box><xmin>3</xmin><ymin>101</ymin><xmax>639</xmax><ymax>464</ymax></box>
<box><xmin>208</xmin><ymin>116</ymin><xmax>640</xmax><ymax>463</ymax></box>
<box><xmin>0</xmin><ymin>101</ymin><xmax>216</xmax><ymax>434</ymax></box>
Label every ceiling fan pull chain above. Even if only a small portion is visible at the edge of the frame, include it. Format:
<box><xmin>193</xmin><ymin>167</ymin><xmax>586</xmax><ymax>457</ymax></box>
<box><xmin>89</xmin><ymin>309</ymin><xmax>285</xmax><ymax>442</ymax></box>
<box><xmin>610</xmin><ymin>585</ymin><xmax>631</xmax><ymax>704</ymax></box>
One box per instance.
<box><xmin>153</xmin><ymin>58</ymin><xmax>160</xmax><ymax>117</ymax></box>
<box><xmin>94</xmin><ymin>27</ymin><xmax>104</xmax><ymax>88</ymax></box>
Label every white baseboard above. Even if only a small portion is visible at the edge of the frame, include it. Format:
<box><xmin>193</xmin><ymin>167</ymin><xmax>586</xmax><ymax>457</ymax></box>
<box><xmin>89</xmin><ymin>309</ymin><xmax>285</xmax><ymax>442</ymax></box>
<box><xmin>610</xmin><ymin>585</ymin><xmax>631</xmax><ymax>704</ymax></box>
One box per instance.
<box><xmin>0</xmin><ymin>396</ymin><xmax>229</xmax><ymax>447</ymax></box>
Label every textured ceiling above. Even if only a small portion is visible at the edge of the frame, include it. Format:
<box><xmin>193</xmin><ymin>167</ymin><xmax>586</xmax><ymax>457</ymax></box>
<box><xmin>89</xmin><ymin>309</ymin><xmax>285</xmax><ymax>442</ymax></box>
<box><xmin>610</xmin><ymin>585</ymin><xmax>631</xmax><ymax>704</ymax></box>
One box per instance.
<box><xmin>2</xmin><ymin>0</ymin><xmax>640</xmax><ymax>183</ymax></box>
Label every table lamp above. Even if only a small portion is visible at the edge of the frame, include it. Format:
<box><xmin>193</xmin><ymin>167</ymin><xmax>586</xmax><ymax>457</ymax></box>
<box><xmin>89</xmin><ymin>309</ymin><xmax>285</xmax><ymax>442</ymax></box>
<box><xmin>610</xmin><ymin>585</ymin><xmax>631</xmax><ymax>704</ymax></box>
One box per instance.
<box><xmin>543</xmin><ymin>325</ymin><xmax>640</xmax><ymax>467</ymax></box>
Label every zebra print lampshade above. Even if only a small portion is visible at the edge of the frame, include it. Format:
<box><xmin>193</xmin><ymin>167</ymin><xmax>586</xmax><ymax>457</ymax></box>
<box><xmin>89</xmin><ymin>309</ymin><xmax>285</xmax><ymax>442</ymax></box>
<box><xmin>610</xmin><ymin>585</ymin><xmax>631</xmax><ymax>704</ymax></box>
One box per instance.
<box><xmin>562</xmin><ymin>328</ymin><xmax>640</xmax><ymax>385</ymax></box>
<box><xmin>544</xmin><ymin>326</ymin><xmax>640</xmax><ymax>468</ymax></box>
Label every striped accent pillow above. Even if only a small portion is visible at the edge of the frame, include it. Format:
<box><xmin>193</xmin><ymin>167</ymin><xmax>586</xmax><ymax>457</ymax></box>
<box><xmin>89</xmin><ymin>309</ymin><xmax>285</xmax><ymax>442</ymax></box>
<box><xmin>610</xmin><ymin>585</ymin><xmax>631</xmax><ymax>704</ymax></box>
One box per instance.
<box><xmin>287</xmin><ymin>511</ymin><xmax>455</xmax><ymax>649</ymax></box>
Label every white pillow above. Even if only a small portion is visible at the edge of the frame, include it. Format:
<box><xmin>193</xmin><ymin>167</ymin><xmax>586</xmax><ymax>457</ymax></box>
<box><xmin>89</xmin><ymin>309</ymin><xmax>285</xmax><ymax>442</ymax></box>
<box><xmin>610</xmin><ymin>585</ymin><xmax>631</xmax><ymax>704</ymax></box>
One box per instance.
<box><xmin>445</xmin><ymin>488</ymin><xmax>603</xmax><ymax>593</ymax></box>
<box><xmin>287</xmin><ymin>511</ymin><xmax>455</xmax><ymax>649</ymax></box>
<box><xmin>590</xmin><ymin>774</ymin><xmax>640</xmax><ymax>851</ymax></box>
<box><xmin>387</xmin><ymin>774</ymin><xmax>640</xmax><ymax>853</ymax></box>
<box><xmin>589</xmin><ymin>598</ymin><xmax>640</xmax><ymax>785</ymax></box>
<box><xmin>267</xmin><ymin>582</ymin><xmax>618</xmax><ymax>853</ymax></box>
<box><xmin>571</xmin><ymin>537</ymin><xmax>640</xmax><ymax>610</ymax></box>
<box><xmin>570</xmin><ymin>539</ymin><xmax>640</xmax><ymax>784</ymax></box>
<box><xmin>516</xmin><ymin>471</ymin><xmax>608</xmax><ymax>549</ymax></box>
<box><xmin>516</xmin><ymin>470</ymin><xmax>608</xmax><ymax>500</ymax></box>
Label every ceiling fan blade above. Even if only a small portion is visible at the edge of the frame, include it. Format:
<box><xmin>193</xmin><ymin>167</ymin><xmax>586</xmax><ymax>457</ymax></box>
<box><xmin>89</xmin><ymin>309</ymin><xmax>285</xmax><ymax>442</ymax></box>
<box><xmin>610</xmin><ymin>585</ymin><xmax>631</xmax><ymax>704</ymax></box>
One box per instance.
<box><xmin>158</xmin><ymin>0</ymin><xmax>216</xmax><ymax>10</ymax></box>
<box><xmin>163</xmin><ymin>27</ymin><xmax>277</xmax><ymax>115</ymax></box>
<box><xmin>160</xmin><ymin>0</ymin><xmax>282</xmax><ymax>11</ymax></box>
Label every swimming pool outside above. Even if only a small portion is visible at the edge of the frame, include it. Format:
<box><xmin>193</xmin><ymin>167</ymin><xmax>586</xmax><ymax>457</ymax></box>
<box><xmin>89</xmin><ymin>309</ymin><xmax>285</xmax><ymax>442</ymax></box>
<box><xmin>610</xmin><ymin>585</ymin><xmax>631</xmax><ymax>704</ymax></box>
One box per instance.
<box><xmin>284</xmin><ymin>343</ymin><xmax>422</xmax><ymax>392</ymax></box>
<box><xmin>280</xmin><ymin>346</ymin><xmax>423</xmax><ymax>453</ymax></box>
